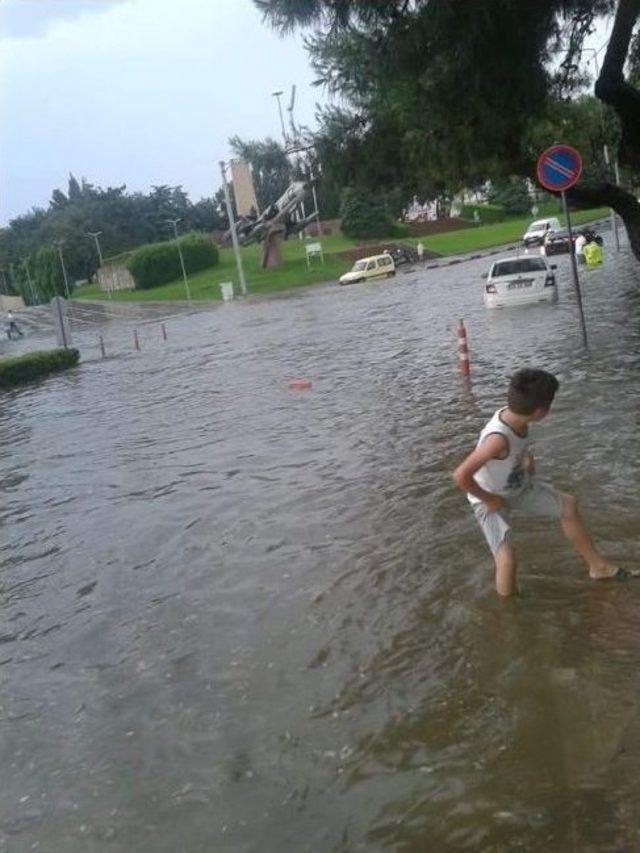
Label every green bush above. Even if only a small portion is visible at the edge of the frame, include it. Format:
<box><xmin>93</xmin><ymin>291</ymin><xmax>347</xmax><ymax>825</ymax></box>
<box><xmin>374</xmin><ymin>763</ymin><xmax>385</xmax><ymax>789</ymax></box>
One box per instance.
<box><xmin>0</xmin><ymin>348</ymin><xmax>80</xmax><ymax>389</ymax></box>
<box><xmin>127</xmin><ymin>233</ymin><xmax>219</xmax><ymax>289</ymax></box>
<box><xmin>460</xmin><ymin>203</ymin><xmax>506</xmax><ymax>224</ymax></box>
<box><xmin>340</xmin><ymin>187</ymin><xmax>400</xmax><ymax>239</ymax></box>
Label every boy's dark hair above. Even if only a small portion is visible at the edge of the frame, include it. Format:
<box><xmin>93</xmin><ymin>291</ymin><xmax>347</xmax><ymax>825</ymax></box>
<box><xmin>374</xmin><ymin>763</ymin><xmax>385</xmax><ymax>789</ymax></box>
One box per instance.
<box><xmin>508</xmin><ymin>368</ymin><xmax>559</xmax><ymax>415</ymax></box>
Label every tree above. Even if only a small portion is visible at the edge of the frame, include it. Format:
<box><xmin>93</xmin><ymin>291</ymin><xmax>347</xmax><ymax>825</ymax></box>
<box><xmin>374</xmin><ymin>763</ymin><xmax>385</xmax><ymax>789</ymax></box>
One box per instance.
<box><xmin>33</xmin><ymin>245</ymin><xmax>68</xmax><ymax>299</ymax></box>
<box><xmin>256</xmin><ymin>0</ymin><xmax>640</xmax><ymax>260</ymax></box>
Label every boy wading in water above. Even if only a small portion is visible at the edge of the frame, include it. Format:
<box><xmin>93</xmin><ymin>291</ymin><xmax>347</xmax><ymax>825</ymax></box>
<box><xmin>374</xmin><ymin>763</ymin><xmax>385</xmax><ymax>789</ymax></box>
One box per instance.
<box><xmin>453</xmin><ymin>368</ymin><xmax>636</xmax><ymax>596</ymax></box>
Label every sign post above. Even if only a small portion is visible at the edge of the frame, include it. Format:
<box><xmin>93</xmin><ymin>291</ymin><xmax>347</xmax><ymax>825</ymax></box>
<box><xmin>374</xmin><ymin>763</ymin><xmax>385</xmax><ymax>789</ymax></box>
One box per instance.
<box><xmin>536</xmin><ymin>144</ymin><xmax>587</xmax><ymax>347</ymax></box>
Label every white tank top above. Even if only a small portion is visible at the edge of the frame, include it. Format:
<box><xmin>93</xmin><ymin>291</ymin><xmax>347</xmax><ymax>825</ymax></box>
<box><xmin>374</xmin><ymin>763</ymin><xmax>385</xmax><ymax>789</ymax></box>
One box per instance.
<box><xmin>468</xmin><ymin>409</ymin><xmax>530</xmax><ymax>504</ymax></box>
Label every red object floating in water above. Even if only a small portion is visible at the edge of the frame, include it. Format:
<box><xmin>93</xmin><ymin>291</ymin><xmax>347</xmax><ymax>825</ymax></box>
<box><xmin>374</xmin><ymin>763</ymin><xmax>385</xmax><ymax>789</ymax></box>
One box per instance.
<box><xmin>288</xmin><ymin>379</ymin><xmax>312</xmax><ymax>391</ymax></box>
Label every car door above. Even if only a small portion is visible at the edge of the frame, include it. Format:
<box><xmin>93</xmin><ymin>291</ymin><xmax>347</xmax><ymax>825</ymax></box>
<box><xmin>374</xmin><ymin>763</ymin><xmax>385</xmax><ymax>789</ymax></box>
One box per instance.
<box><xmin>364</xmin><ymin>260</ymin><xmax>378</xmax><ymax>280</ymax></box>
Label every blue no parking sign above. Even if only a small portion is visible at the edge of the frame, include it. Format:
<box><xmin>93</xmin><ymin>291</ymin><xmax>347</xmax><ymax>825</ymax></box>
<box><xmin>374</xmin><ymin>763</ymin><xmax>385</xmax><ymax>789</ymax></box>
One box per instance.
<box><xmin>536</xmin><ymin>144</ymin><xmax>582</xmax><ymax>192</ymax></box>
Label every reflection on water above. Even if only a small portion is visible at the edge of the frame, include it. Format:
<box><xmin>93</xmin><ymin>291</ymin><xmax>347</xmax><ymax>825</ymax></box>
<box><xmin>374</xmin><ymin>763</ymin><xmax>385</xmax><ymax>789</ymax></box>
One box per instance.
<box><xmin>1</xmin><ymin>243</ymin><xmax>640</xmax><ymax>851</ymax></box>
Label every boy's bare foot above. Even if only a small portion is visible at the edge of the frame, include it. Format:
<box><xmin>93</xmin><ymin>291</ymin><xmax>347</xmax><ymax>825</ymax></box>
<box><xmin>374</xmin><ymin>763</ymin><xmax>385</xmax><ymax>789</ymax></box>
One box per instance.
<box><xmin>589</xmin><ymin>562</ymin><xmax>640</xmax><ymax>580</ymax></box>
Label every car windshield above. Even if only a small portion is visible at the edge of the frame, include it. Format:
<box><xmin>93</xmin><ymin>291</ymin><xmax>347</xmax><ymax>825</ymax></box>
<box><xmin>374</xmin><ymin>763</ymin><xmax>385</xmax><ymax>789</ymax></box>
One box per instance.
<box><xmin>492</xmin><ymin>258</ymin><xmax>547</xmax><ymax>276</ymax></box>
<box><xmin>529</xmin><ymin>220</ymin><xmax>553</xmax><ymax>230</ymax></box>
<box><xmin>353</xmin><ymin>260</ymin><xmax>367</xmax><ymax>271</ymax></box>
<box><xmin>549</xmin><ymin>229</ymin><xmax>569</xmax><ymax>239</ymax></box>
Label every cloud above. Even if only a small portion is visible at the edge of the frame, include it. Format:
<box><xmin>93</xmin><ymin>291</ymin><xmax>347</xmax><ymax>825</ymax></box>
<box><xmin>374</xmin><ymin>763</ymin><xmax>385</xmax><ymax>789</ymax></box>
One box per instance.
<box><xmin>0</xmin><ymin>0</ymin><xmax>129</xmax><ymax>39</ymax></box>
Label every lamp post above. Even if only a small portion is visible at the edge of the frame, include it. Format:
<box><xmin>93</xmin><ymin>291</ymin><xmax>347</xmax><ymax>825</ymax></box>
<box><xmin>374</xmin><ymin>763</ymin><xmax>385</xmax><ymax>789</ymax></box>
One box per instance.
<box><xmin>87</xmin><ymin>230</ymin><xmax>110</xmax><ymax>299</ymax></box>
<box><xmin>53</xmin><ymin>240</ymin><xmax>71</xmax><ymax>300</ymax></box>
<box><xmin>271</xmin><ymin>90</ymin><xmax>288</xmax><ymax>146</ymax></box>
<box><xmin>219</xmin><ymin>160</ymin><xmax>248</xmax><ymax>295</ymax></box>
<box><xmin>164</xmin><ymin>218</ymin><xmax>191</xmax><ymax>305</ymax></box>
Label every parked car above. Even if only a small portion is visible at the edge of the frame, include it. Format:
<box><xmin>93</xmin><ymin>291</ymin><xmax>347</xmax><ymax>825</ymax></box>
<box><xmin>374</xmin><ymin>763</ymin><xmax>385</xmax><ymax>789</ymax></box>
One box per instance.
<box><xmin>383</xmin><ymin>244</ymin><xmax>418</xmax><ymax>266</ymax></box>
<box><xmin>483</xmin><ymin>255</ymin><xmax>558</xmax><ymax>308</ymax></box>
<box><xmin>523</xmin><ymin>217</ymin><xmax>561</xmax><ymax>247</ymax></box>
<box><xmin>339</xmin><ymin>253</ymin><xmax>396</xmax><ymax>285</ymax></box>
<box><xmin>543</xmin><ymin>226</ymin><xmax>603</xmax><ymax>256</ymax></box>
<box><xmin>542</xmin><ymin>227</ymin><xmax>575</xmax><ymax>256</ymax></box>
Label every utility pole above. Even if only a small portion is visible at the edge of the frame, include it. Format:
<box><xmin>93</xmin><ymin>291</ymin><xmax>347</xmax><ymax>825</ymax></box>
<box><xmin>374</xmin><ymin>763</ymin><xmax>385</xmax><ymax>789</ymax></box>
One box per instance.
<box><xmin>87</xmin><ymin>230</ymin><xmax>104</xmax><ymax>265</ymax></box>
<box><xmin>219</xmin><ymin>160</ymin><xmax>248</xmax><ymax>295</ymax></box>
<box><xmin>87</xmin><ymin>230</ymin><xmax>110</xmax><ymax>299</ymax></box>
<box><xmin>53</xmin><ymin>241</ymin><xmax>71</xmax><ymax>300</ymax></box>
<box><xmin>165</xmin><ymin>218</ymin><xmax>191</xmax><ymax>305</ymax></box>
<box><xmin>271</xmin><ymin>90</ymin><xmax>288</xmax><ymax>146</ymax></box>
<box><xmin>21</xmin><ymin>257</ymin><xmax>38</xmax><ymax>304</ymax></box>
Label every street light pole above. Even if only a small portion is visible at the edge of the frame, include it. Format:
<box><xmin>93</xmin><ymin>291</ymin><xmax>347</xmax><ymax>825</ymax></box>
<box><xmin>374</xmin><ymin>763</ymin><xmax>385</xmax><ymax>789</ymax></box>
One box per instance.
<box><xmin>165</xmin><ymin>218</ymin><xmax>191</xmax><ymax>305</ymax></box>
<box><xmin>87</xmin><ymin>230</ymin><xmax>110</xmax><ymax>299</ymax></box>
<box><xmin>271</xmin><ymin>91</ymin><xmax>288</xmax><ymax>146</ymax></box>
<box><xmin>219</xmin><ymin>160</ymin><xmax>248</xmax><ymax>295</ymax></box>
<box><xmin>53</xmin><ymin>241</ymin><xmax>71</xmax><ymax>300</ymax></box>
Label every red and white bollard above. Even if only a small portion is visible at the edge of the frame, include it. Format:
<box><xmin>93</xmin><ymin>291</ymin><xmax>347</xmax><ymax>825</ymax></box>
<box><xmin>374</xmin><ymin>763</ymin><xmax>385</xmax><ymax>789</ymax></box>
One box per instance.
<box><xmin>456</xmin><ymin>319</ymin><xmax>470</xmax><ymax>376</ymax></box>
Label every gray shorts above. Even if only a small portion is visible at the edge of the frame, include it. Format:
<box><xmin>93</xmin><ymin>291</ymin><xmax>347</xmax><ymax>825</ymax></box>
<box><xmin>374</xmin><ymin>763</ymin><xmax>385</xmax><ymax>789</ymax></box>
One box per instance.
<box><xmin>472</xmin><ymin>480</ymin><xmax>563</xmax><ymax>556</ymax></box>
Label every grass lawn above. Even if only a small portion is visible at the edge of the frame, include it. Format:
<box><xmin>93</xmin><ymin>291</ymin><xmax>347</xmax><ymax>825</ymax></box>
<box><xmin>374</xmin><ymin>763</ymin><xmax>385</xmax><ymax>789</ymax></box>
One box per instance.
<box><xmin>74</xmin><ymin>206</ymin><xmax>611</xmax><ymax>303</ymax></box>
<box><xmin>418</xmin><ymin>206</ymin><xmax>611</xmax><ymax>256</ymax></box>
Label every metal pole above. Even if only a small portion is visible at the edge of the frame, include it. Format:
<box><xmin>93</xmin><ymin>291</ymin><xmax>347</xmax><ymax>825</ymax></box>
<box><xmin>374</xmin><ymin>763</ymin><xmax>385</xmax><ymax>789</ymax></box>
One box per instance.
<box><xmin>88</xmin><ymin>231</ymin><xmax>104</xmax><ymax>265</ymax></box>
<box><xmin>166</xmin><ymin>219</ymin><xmax>191</xmax><ymax>305</ymax></box>
<box><xmin>272</xmin><ymin>91</ymin><xmax>288</xmax><ymax>146</ymax></box>
<box><xmin>612</xmin><ymin>160</ymin><xmax>621</xmax><ymax>251</ymax></box>
<box><xmin>88</xmin><ymin>231</ymin><xmax>110</xmax><ymax>298</ymax></box>
<box><xmin>561</xmin><ymin>190</ymin><xmax>588</xmax><ymax>347</ymax></box>
<box><xmin>220</xmin><ymin>160</ymin><xmax>248</xmax><ymax>295</ymax></box>
<box><xmin>55</xmin><ymin>242</ymin><xmax>71</xmax><ymax>300</ymax></box>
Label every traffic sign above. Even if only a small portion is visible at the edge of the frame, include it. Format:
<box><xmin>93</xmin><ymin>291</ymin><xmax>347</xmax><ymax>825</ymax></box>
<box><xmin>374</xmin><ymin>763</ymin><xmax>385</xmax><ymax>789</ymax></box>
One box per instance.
<box><xmin>536</xmin><ymin>144</ymin><xmax>582</xmax><ymax>192</ymax></box>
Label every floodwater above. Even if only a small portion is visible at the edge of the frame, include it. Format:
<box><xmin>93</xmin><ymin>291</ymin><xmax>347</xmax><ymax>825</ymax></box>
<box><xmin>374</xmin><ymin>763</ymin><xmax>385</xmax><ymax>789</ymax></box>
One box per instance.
<box><xmin>1</xmin><ymin>236</ymin><xmax>640</xmax><ymax>852</ymax></box>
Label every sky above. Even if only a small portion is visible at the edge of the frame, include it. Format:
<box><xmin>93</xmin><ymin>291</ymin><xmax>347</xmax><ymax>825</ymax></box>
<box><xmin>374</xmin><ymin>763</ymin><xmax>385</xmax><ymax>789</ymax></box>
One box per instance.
<box><xmin>0</xmin><ymin>0</ymin><xmax>325</xmax><ymax>223</ymax></box>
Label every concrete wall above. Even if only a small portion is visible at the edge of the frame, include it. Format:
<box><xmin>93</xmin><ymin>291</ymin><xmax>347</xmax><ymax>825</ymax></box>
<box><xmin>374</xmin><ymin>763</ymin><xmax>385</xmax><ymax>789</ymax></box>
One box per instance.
<box><xmin>96</xmin><ymin>264</ymin><xmax>135</xmax><ymax>291</ymax></box>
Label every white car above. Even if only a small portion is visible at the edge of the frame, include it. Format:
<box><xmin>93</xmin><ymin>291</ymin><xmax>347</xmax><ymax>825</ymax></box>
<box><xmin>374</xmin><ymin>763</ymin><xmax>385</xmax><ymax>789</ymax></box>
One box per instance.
<box><xmin>339</xmin><ymin>253</ymin><xmax>395</xmax><ymax>285</ymax></box>
<box><xmin>523</xmin><ymin>217</ymin><xmax>561</xmax><ymax>248</ymax></box>
<box><xmin>483</xmin><ymin>256</ymin><xmax>558</xmax><ymax>308</ymax></box>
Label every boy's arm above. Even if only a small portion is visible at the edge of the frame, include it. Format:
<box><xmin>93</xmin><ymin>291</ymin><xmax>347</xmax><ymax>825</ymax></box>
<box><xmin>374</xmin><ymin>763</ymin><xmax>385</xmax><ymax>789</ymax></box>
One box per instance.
<box><xmin>452</xmin><ymin>433</ymin><xmax>508</xmax><ymax>512</ymax></box>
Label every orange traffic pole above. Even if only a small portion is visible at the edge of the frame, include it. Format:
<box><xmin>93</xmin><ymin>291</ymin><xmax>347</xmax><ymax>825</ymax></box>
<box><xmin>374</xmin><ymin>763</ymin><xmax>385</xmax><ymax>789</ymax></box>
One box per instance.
<box><xmin>456</xmin><ymin>319</ymin><xmax>470</xmax><ymax>376</ymax></box>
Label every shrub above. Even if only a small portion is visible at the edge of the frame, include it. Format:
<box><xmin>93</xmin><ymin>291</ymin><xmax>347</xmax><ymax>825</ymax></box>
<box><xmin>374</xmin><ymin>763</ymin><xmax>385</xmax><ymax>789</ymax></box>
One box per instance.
<box><xmin>340</xmin><ymin>187</ymin><xmax>400</xmax><ymax>239</ymax></box>
<box><xmin>0</xmin><ymin>348</ymin><xmax>80</xmax><ymax>389</ymax></box>
<box><xmin>127</xmin><ymin>233</ymin><xmax>219</xmax><ymax>289</ymax></box>
<box><xmin>460</xmin><ymin>203</ymin><xmax>506</xmax><ymax>224</ymax></box>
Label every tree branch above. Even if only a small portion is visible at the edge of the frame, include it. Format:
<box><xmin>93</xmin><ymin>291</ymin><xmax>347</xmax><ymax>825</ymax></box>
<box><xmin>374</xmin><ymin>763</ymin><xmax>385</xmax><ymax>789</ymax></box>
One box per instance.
<box><xmin>595</xmin><ymin>0</ymin><xmax>640</xmax><ymax>170</ymax></box>
<box><xmin>567</xmin><ymin>181</ymin><xmax>640</xmax><ymax>261</ymax></box>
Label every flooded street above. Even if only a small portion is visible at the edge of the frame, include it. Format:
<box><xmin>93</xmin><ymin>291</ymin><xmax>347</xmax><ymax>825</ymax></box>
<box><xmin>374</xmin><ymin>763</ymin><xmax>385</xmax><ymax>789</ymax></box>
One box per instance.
<box><xmin>2</xmin><ymin>238</ymin><xmax>640</xmax><ymax>852</ymax></box>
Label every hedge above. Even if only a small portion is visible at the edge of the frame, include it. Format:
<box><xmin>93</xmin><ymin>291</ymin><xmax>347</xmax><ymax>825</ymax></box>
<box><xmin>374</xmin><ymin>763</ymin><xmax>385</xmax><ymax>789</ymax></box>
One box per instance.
<box><xmin>460</xmin><ymin>203</ymin><xmax>506</xmax><ymax>224</ymax></box>
<box><xmin>127</xmin><ymin>233</ymin><xmax>219</xmax><ymax>289</ymax></box>
<box><xmin>0</xmin><ymin>348</ymin><xmax>80</xmax><ymax>389</ymax></box>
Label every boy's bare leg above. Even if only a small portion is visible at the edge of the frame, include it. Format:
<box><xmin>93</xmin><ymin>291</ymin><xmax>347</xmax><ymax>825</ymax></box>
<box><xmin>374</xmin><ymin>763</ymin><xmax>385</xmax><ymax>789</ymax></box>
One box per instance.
<box><xmin>495</xmin><ymin>538</ymin><xmax>517</xmax><ymax>596</ymax></box>
<box><xmin>559</xmin><ymin>493</ymin><xmax>617</xmax><ymax>579</ymax></box>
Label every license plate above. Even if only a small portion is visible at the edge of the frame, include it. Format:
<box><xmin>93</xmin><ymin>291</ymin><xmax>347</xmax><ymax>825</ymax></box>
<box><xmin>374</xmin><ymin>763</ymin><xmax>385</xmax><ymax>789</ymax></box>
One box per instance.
<box><xmin>507</xmin><ymin>279</ymin><xmax>533</xmax><ymax>290</ymax></box>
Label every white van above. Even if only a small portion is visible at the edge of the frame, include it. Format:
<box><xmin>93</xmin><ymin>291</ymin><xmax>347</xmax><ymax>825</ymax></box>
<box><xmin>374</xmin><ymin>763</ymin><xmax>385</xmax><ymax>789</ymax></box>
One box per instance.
<box><xmin>339</xmin><ymin>253</ymin><xmax>396</xmax><ymax>286</ymax></box>
<box><xmin>523</xmin><ymin>217</ymin><xmax>561</xmax><ymax>248</ymax></box>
